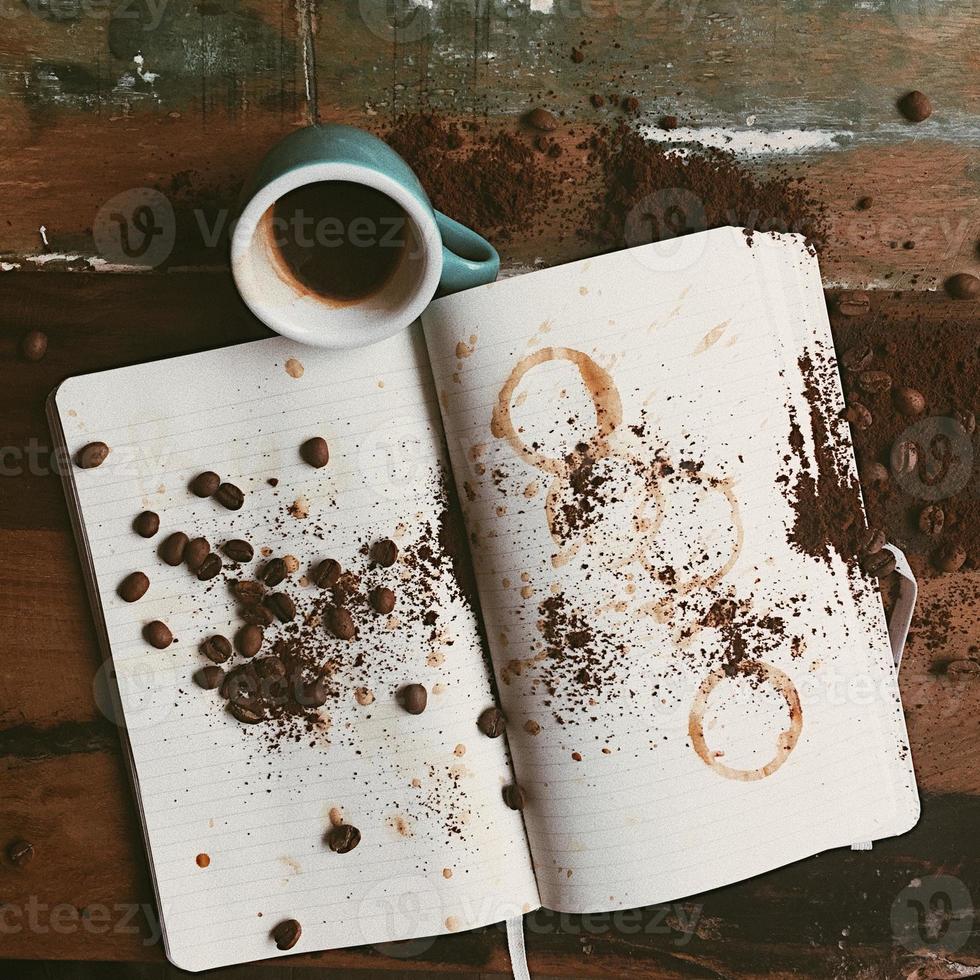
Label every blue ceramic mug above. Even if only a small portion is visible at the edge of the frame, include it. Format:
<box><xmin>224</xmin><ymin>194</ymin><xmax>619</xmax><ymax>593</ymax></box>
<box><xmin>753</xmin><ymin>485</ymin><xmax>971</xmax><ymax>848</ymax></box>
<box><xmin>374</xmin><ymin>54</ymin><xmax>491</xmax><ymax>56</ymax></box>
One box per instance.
<box><xmin>231</xmin><ymin>124</ymin><xmax>499</xmax><ymax>349</ymax></box>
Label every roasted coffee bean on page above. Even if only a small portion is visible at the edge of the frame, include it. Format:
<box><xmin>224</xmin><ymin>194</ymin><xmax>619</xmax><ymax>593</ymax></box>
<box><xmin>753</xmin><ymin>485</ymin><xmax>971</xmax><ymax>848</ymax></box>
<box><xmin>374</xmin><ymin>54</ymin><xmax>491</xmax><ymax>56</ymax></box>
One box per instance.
<box><xmin>222</xmin><ymin>539</ymin><xmax>254</xmax><ymax>563</ymax></box>
<box><xmin>241</xmin><ymin>602</ymin><xmax>275</xmax><ymax>627</ymax></box>
<box><xmin>401</xmin><ymin>683</ymin><xmax>427</xmax><ymax>715</ymax></box>
<box><xmin>132</xmin><ymin>511</ymin><xmax>160</xmax><ymax>538</ymax></box>
<box><xmin>263</xmin><ymin>592</ymin><xmax>296</xmax><ymax>622</ymax></box>
<box><xmin>7</xmin><ymin>839</ymin><xmax>34</xmax><ymax>868</ymax></box>
<box><xmin>302</xmin><ymin>676</ymin><xmax>330</xmax><ymax>709</ymax></box>
<box><xmin>312</xmin><ymin>558</ymin><xmax>341</xmax><ymax>588</ymax></box>
<box><xmin>201</xmin><ymin>634</ymin><xmax>232</xmax><ymax>663</ymax></box>
<box><xmin>197</xmin><ymin>552</ymin><xmax>223</xmax><ymax>581</ymax></box>
<box><xmin>233</xmin><ymin>579</ymin><xmax>265</xmax><ymax>605</ymax></box>
<box><xmin>370</xmin><ymin>586</ymin><xmax>395</xmax><ymax>614</ymax></box>
<box><xmin>76</xmin><ymin>441</ymin><xmax>110</xmax><ymax>469</ymax></box>
<box><xmin>860</xmin><ymin>549</ymin><xmax>896</xmax><ymax>578</ymax></box>
<box><xmin>477</xmin><ymin>706</ymin><xmax>506</xmax><ymax>738</ymax></box>
<box><xmin>189</xmin><ymin>471</ymin><xmax>221</xmax><ymax>498</ymax></box>
<box><xmin>272</xmin><ymin>918</ymin><xmax>302</xmax><ymax>951</ymax></box>
<box><xmin>841</xmin><ymin>344</ymin><xmax>873</xmax><ymax>372</ymax></box>
<box><xmin>144</xmin><ymin>620</ymin><xmax>173</xmax><ymax>649</ymax></box>
<box><xmin>326</xmin><ymin>824</ymin><xmax>361</xmax><ymax>853</ymax></box>
<box><xmin>326</xmin><ymin>606</ymin><xmax>356</xmax><ymax>641</ymax></box>
<box><xmin>946</xmin><ymin>272</ymin><xmax>980</xmax><ymax>300</ymax></box>
<box><xmin>118</xmin><ymin>571</ymin><xmax>149</xmax><ymax>602</ymax></box>
<box><xmin>503</xmin><ymin>784</ymin><xmax>526</xmax><ymax>810</ymax></box>
<box><xmin>236</xmin><ymin>624</ymin><xmax>264</xmax><ymax>658</ymax></box>
<box><xmin>300</xmin><ymin>436</ymin><xmax>329</xmax><ymax>468</ymax></box>
<box><xmin>525</xmin><ymin>107</ymin><xmax>558</xmax><ymax>131</ymax></box>
<box><xmin>214</xmin><ymin>482</ymin><xmax>244</xmax><ymax>510</ymax></box>
<box><xmin>933</xmin><ymin>541</ymin><xmax>966</xmax><ymax>573</ymax></box>
<box><xmin>160</xmin><ymin>531</ymin><xmax>189</xmax><ymax>566</ymax></box>
<box><xmin>255</xmin><ymin>655</ymin><xmax>287</xmax><ymax>681</ymax></box>
<box><xmin>194</xmin><ymin>665</ymin><xmax>225</xmax><ymax>690</ymax></box>
<box><xmin>229</xmin><ymin>701</ymin><xmax>265</xmax><ymax>724</ymax></box>
<box><xmin>858</xmin><ymin>527</ymin><xmax>886</xmax><ymax>556</ymax></box>
<box><xmin>894</xmin><ymin>386</ymin><xmax>926</xmax><ymax>417</ymax></box>
<box><xmin>370</xmin><ymin>538</ymin><xmax>398</xmax><ymax>567</ymax></box>
<box><xmin>20</xmin><ymin>330</ymin><xmax>48</xmax><ymax>362</ymax></box>
<box><xmin>898</xmin><ymin>89</ymin><xmax>932</xmax><ymax>122</ymax></box>
<box><xmin>221</xmin><ymin>663</ymin><xmax>259</xmax><ymax>701</ymax></box>
<box><xmin>260</xmin><ymin>557</ymin><xmax>287</xmax><ymax>587</ymax></box>
<box><xmin>919</xmin><ymin>505</ymin><xmax>945</xmax><ymax>536</ymax></box>
<box><xmin>184</xmin><ymin>537</ymin><xmax>211</xmax><ymax>573</ymax></box>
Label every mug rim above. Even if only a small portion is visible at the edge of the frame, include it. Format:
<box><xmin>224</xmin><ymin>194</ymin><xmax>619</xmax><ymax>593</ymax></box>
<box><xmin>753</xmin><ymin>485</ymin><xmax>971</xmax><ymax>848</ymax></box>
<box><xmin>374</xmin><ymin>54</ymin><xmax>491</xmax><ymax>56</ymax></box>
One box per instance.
<box><xmin>230</xmin><ymin>162</ymin><xmax>443</xmax><ymax>349</ymax></box>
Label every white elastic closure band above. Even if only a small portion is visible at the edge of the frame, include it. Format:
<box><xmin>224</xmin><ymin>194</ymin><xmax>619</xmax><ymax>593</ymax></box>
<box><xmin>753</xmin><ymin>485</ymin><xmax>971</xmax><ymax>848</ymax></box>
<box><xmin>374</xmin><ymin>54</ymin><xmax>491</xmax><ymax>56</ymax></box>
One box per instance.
<box><xmin>506</xmin><ymin>915</ymin><xmax>531</xmax><ymax>980</ymax></box>
<box><xmin>852</xmin><ymin>542</ymin><xmax>917</xmax><ymax>851</ymax></box>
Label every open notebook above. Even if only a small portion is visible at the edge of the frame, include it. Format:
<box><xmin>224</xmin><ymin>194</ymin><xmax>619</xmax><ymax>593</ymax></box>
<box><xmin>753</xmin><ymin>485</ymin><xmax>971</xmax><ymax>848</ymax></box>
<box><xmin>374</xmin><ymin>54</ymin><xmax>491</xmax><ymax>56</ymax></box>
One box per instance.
<box><xmin>50</xmin><ymin>229</ymin><xmax>919</xmax><ymax>972</ymax></box>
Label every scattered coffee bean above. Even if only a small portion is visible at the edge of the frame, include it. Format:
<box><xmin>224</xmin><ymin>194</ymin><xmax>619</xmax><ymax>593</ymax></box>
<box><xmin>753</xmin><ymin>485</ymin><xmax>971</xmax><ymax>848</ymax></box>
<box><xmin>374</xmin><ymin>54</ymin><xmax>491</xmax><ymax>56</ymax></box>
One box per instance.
<box><xmin>160</xmin><ymin>531</ymin><xmax>189</xmax><ymax>566</ymax></box>
<box><xmin>214</xmin><ymin>482</ymin><xmax>244</xmax><ymax>510</ymax></box>
<box><xmin>221</xmin><ymin>663</ymin><xmax>258</xmax><ymax>701</ymax></box>
<box><xmin>194</xmin><ymin>665</ymin><xmax>225</xmax><ymax>689</ymax></box>
<box><xmin>229</xmin><ymin>701</ymin><xmax>265</xmax><ymax>724</ymax></box>
<box><xmin>844</xmin><ymin>402</ymin><xmax>873</xmax><ymax>430</ymax></box>
<box><xmin>525</xmin><ymin>106</ymin><xmax>558</xmax><ymax>131</ymax></box>
<box><xmin>189</xmin><ymin>471</ymin><xmax>221</xmax><ymax>498</ymax></box>
<box><xmin>21</xmin><ymin>330</ymin><xmax>48</xmax><ymax>361</ymax></box>
<box><xmin>263</xmin><ymin>592</ymin><xmax>296</xmax><ymax>622</ymax></box>
<box><xmin>953</xmin><ymin>409</ymin><xmax>976</xmax><ymax>435</ymax></box>
<box><xmin>236</xmin><ymin>624</ymin><xmax>264</xmax><ymax>658</ymax></box>
<box><xmin>241</xmin><ymin>603</ymin><xmax>275</xmax><ymax>627</ymax></box>
<box><xmin>894</xmin><ymin>386</ymin><xmax>926</xmax><ymax>417</ymax></box>
<box><xmin>570</xmin><ymin>46</ymin><xmax>584</xmax><ymax>62</ymax></box>
<box><xmin>201</xmin><ymin>634</ymin><xmax>232</xmax><ymax>664</ymax></box>
<box><xmin>841</xmin><ymin>344</ymin><xmax>873</xmax><ymax>372</ymax></box>
<box><xmin>503</xmin><ymin>784</ymin><xmax>526</xmax><ymax>810</ymax></box>
<box><xmin>919</xmin><ymin>504</ymin><xmax>945</xmax><ymax>536</ymax></box>
<box><xmin>197</xmin><ymin>552</ymin><xmax>223</xmax><ymax>581</ymax></box>
<box><xmin>945</xmin><ymin>272</ymin><xmax>980</xmax><ymax>300</ymax></box>
<box><xmin>837</xmin><ymin>292</ymin><xmax>870</xmax><ymax>317</ymax></box>
<box><xmin>272</xmin><ymin>918</ymin><xmax>302</xmax><ymax>951</ymax></box>
<box><xmin>860</xmin><ymin>461</ymin><xmax>889</xmax><ymax>487</ymax></box>
<box><xmin>234</xmin><ymin>579</ymin><xmax>265</xmax><ymax>605</ymax></box>
<box><xmin>326</xmin><ymin>824</ymin><xmax>361</xmax><ymax>853</ymax></box>
<box><xmin>860</xmin><ymin>549</ymin><xmax>896</xmax><ymax>578</ymax></box>
<box><xmin>589</xmin><ymin>93</ymin><xmax>605</xmax><ymax>108</ymax></box>
<box><xmin>118</xmin><ymin>571</ymin><xmax>149</xmax><ymax>602</ymax></box>
<box><xmin>898</xmin><ymin>89</ymin><xmax>932</xmax><ymax>122</ymax></box>
<box><xmin>260</xmin><ymin>557</ymin><xmax>287</xmax><ymax>587</ymax></box>
<box><xmin>326</xmin><ymin>606</ymin><xmax>356</xmax><ymax>641</ymax></box>
<box><xmin>401</xmin><ymin>683</ymin><xmax>427</xmax><ymax>714</ymax></box>
<box><xmin>621</xmin><ymin>95</ymin><xmax>640</xmax><ymax>113</ymax></box>
<box><xmin>856</xmin><ymin>196</ymin><xmax>873</xmax><ymax>211</ymax></box>
<box><xmin>255</xmin><ymin>656</ymin><xmax>286</xmax><ymax>681</ymax></box>
<box><xmin>133</xmin><ymin>510</ymin><xmax>160</xmax><ymax>538</ymax></box>
<box><xmin>302</xmin><ymin>676</ymin><xmax>330</xmax><ymax>708</ymax></box>
<box><xmin>7</xmin><ymin>839</ymin><xmax>34</xmax><ymax>867</ymax></box>
<box><xmin>312</xmin><ymin>558</ymin><xmax>342</xmax><ymax>588</ymax></box>
<box><xmin>858</xmin><ymin>370</ymin><xmax>892</xmax><ymax>394</ymax></box>
<box><xmin>300</xmin><ymin>436</ymin><xmax>330</xmax><ymax>468</ymax></box>
<box><xmin>184</xmin><ymin>536</ymin><xmax>211</xmax><ymax>573</ymax></box>
<box><xmin>933</xmin><ymin>541</ymin><xmax>966</xmax><ymax>573</ymax></box>
<box><xmin>370</xmin><ymin>586</ymin><xmax>396</xmax><ymax>614</ymax></box>
<box><xmin>76</xmin><ymin>441</ymin><xmax>110</xmax><ymax>469</ymax></box>
<box><xmin>144</xmin><ymin>620</ymin><xmax>173</xmax><ymax>649</ymax></box>
<box><xmin>222</xmin><ymin>539</ymin><xmax>254</xmax><ymax>563</ymax></box>
<box><xmin>371</xmin><ymin>538</ymin><xmax>399</xmax><ymax>567</ymax></box>
<box><xmin>477</xmin><ymin>706</ymin><xmax>506</xmax><ymax>738</ymax></box>
<box><xmin>858</xmin><ymin>527</ymin><xmax>886</xmax><ymax>555</ymax></box>
<box><xmin>660</xmin><ymin>114</ymin><xmax>678</xmax><ymax>130</ymax></box>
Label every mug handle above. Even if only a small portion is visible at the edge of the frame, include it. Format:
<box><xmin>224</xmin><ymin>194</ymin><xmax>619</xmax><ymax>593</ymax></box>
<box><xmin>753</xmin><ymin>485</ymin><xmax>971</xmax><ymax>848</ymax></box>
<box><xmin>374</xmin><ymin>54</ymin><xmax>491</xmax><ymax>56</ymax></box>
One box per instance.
<box><xmin>434</xmin><ymin>210</ymin><xmax>500</xmax><ymax>295</ymax></box>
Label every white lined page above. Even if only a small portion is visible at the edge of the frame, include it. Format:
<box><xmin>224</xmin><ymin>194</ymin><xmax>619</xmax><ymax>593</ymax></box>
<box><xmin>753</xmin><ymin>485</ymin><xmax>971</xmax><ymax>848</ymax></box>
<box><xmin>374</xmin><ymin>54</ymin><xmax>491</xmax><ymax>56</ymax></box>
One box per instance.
<box><xmin>51</xmin><ymin>326</ymin><xmax>538</xmax><ymax>972</ymax></box>
<box><xmin>421</xmin><ymin>229</ymin><xmax>919</xmax><ymax>913</ymax></box>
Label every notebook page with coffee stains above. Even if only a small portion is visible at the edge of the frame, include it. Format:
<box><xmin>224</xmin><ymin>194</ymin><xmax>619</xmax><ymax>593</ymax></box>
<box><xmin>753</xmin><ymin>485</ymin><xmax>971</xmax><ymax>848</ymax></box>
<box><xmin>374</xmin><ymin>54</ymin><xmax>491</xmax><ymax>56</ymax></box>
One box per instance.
<box><xmin>421</xmin><ymin>228</ymin><xmax>919</xmax><ymax>913</ymax></box>
<box><xmin>49</xmin><ymin>325</ymin><xmax>538</xmax><ymax>971</ymax></box>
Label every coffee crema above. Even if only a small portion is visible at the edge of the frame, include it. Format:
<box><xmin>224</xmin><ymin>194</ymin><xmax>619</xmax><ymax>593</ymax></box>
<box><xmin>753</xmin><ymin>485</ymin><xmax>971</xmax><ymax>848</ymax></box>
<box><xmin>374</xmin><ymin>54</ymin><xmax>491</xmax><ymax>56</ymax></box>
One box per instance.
<box><xmin>268</xmin><ymin>181</ymin><xmax>408</xmax><ymax>303</ymax></box>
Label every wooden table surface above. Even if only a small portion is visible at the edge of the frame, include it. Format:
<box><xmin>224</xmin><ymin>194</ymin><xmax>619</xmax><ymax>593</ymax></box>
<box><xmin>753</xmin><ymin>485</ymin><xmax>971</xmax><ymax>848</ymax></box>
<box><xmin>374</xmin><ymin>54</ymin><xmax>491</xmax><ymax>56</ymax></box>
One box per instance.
<box><xmin>1</xmin><ymin>2</ymin><xmax>979</xmax><ymax>977</ymax></box>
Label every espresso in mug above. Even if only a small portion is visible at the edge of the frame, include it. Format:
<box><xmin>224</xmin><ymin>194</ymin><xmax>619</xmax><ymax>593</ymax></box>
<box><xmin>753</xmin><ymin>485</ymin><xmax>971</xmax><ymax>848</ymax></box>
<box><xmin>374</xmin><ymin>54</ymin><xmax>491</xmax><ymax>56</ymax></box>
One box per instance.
<box><xmin>269</xmin><ymin>181</ymin><xmax>408</xmax><ymax>303</ymax></box>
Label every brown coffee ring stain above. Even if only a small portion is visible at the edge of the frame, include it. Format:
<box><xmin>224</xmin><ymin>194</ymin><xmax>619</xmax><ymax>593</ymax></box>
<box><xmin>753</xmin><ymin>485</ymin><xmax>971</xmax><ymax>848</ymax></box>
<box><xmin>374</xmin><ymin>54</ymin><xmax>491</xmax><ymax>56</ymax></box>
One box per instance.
<box><xmin>688</xmin><ymin>660</ymin><xmax>803</xmax><ymax>781</ymax></box>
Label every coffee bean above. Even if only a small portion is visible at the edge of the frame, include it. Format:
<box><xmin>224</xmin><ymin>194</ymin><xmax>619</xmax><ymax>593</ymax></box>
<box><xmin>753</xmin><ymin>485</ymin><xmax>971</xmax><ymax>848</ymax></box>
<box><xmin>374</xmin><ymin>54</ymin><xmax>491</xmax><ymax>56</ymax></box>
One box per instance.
<box><xmin>300</xmin><ymin>436</ymin><xmax>329</xmax><ymax>468</ymax></box>
<box><xmin>228</xmin><ymin>701</ymin><xmax>265</xmax><ymax>724</ymax></box>
<box><xmin>118</xmin><ymin>571</ymin><xmax>149</xmax><ymax>602</ymax></box>
<box><xmin>898</xmin><ymin>89</ymin><xmax>932</xmax><ymax>122</ymax></box>
<box><xmin>160</xmin><ymin>531</ymin><xmax>189</xmax><ymax>566</ymax></box>
<box><xmin>933</xmin><ymin>541</ymin><xmax>966</xmax><ymax>573</ymax></box>
<box><xmin>255</xmin><ymin>656</ymin><xmax>286</xmax><ymax>681</ymax></box>
<box><xmin>370</xmin><ymin>586</ymin><xmax>395</xmax><ymax>614</ymax></box>
<box><xmin>197</xmin><ymin>552</ymin><xmax>223</xmax><ymax>581</ymax></box>
<box><xmin>401</xmin><ymin>683</ymin><xmax>427</xmax><ymax>715</ymax></box>
<box><xmin>20</xmin><ymin>330</ymin><xmax>48</xmax><ymax>361</ymax></box>
<box><xmin>856</xmin><ymin>196</ymin><xmax>874</xmax><ymax>211</ymax></box>
<box><xmin>525</xmin><ymin>107</ymin><xmax>558</xmax><ymax>131</ymax></box>
<box><xmin>260</xmin><ymin>557</ymin><xmax>287</xmax><ymax>587</ymax></box>
<box><xmin>860</xmin><ymin>549</ymin><xmax>896</xmax><ymax>578</ymax></box>
<box><xmin>184</xmin><ymin>537</ymin><xmax>211</xmax><ymax>572</ymax></box>
<box><xmin>236</xmin><ymin>624</ymin><xmax>264</xmax><ymax>658</ymax></box>
<box><xmin>221</xmin><ymin>663</ymin><xmax>258</xmax><ymax>700</ymax></box>
<box><xmin>858</xmin><ymin>370</ymin><xmax>892</xmax><ymax>395</ymax></box>
<box><xmin>263</xmin><ymin>592</ymin><xmax>296</xmax><ymax>622</ymax></box>
<box><xmin>918</xmin><ymin>504</ymin><xmax>945</xmax><ymax>536</ymax></box>
<box><xmin>371</xmin><ymin>538</ymin><xmax>399</xmax><ymax>568</ymax></box>
<box><xmin>894</xmin><ymin>386</ymin><xmax>926</xmax><ymax>417</ymax></box>
<box><xmin>890</xmin><ymin>439</ymin><xmax>919</xmax><ymax>475</ymax></box>
<box><xmin>233</xmin><ymin>580</ymin><xmax>264</xmax><ymax>606</ymax></box>
<box><xmin>241</xmin><ymin>603</ymin><xmax>275</xmax><ymax>627</ymax></box>
<box><xmin>214</xmin><ymin>482</ymin><xmax>244</xmax><ymax>510</ymax></box>
<box><xmin>144</xmin><ymin>620</ymin><xmax>173</xmax><ymax>649</ymax></box>
<box><xmin>477</xmin><ymin>706</ymin><xmax>506</xmax><ymax>738</ymax></box>
<box><xmin>841</xmin><ymin>344</ymin><xmax>873</xmax><ymax>372</ymax></box>
<box><xmin>837</xmin><ymin>292</ymin><xmax>870</xmax><ymax>317</ymax></box>
<box><xmin>312</xmin><ymin>558</ymin><xmax>341</xmax><ymax>588</ymax></box>
<box><xmin>326</xmin><ymin>824</ymin><xmax>361</xmax><ymax>853</ymax></box>
<box><xmin>860</xmin><ymin>462</ymin><xmax>889</xmax><ymax>487</ymax></box>
<box><xmin>946</xmin><ymin>272</ymin><xmax>980</xmax><ymax>300</ymax></box>
<box><xmin>7</xmin><ymin>839</ymin><xmax>34</xmax><ymax>867</ymax></box>
<box><xmin>503</xmin><ymin>784</ymin><xmax>526</xmax><ymax>810</ymax></box>
<box><xmin>953</xmin><ymin>409</ymin><xmax>976</xmax><ymax>435</ymax></box>
<box><xmin>76</xmin><ymin>441</ymin><xmax>110</xmax><ymax>469</ymax></box>
<box><xmin>201</xmin><ymin>634</ymin><xmax>232</xmax><ymax>664</ymax></box>
<box><xmin>222</xmin><ymin>539</ymin><xmax>254</xmax><ymax>563</ymax></box>
<box><xmin>326</xmin><ymin>606</ymin><xmax>356</xmax><ymax>641</ymax></box>
<box><xmin>194</xmin><ymin>665</ymin><xmax>225</xmax><ymax>690</ymax></box>
<box><xmin>272</xmin><ymin>918</ymin><xmax>302</xmax><ymax>951</ymax></box>
<box><xmin>844</xmin><ymin>402</ymin><xmax>873</xmax><ymax>430</ymax></box>
<box><xmin>621</xmin><ymin>95</ymin><xmax>640</xmax><ymax>113</ymax></box>
<box><xmin>302</xmin><ymin>676</ymin><xmax>330</xmax><ymax>709</ymax></box>
<box><xmin>189</xmin><ymin>471</ymin><xmax>221</xmax><ymax>498</ymax></box>
<box><xmin>858</xmin><ymin>527</ymin><xmax>886</xmax><ymax>556</ymax></box>
<box><xmin>133</xmin><ymin>510</ymin><xmax>160</xmax><ymax>538</ymax></box>
<box><xmin>660</xmin><ymin>114</ymin><xmax>678</xmax><ymax>130</ymax></box>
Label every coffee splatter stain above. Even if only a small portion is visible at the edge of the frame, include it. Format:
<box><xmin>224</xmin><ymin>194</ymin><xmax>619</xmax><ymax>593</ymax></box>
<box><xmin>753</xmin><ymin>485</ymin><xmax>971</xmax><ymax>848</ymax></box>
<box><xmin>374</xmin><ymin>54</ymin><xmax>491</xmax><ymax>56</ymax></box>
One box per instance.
<box><xmin>446</xmin><ymin>915</ymin><xmax>460</xmax><ymax>931</ymax></box>
<box><xmin>195</xmin><ymin>853</ymin><xmax>210</xmax><ymax>868</ymax></box>
<box><xmin>284</xmin><ymin>357</ymin><xmax>304</xmax><ymax>379</ymax></box>
<box><xmin>387</xmin><ymin>813</ymin><xmax>414</xmax><ymax>838</ymax></box>
<box><xmin>693</xmin><ymin>320</ymin><xmax>729</xmax><ymax>355</ymax></box>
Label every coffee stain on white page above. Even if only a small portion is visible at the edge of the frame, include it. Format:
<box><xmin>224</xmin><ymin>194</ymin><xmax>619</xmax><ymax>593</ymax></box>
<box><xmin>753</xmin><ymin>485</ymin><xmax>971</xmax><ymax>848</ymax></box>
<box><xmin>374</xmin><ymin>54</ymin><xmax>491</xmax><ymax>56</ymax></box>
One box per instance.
<box><xmin>693</xmin><ymin>320</ymin><xmax>730</xmax><ymax>355</ymax></box>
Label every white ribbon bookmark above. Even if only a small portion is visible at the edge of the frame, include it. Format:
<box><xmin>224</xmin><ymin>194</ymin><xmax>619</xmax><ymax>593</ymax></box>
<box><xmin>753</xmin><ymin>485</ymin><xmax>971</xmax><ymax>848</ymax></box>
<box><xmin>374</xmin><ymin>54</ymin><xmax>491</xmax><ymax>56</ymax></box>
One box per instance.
<box><xmin>506</xmin><ymin>915</ymin><xmax>531</xmax><ymax>980</ymax></box>
<box><xmin>852</xmin><ymin>542</ymin><xmax>917</xmax><ymax>852</ymax></box>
